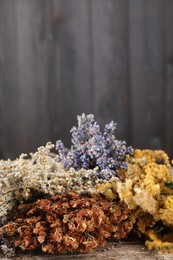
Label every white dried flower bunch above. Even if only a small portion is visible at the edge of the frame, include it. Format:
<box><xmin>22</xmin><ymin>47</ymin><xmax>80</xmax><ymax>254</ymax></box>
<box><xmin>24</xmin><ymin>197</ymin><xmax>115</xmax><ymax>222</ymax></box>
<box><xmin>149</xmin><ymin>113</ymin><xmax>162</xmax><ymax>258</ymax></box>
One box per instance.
<box><xmin>0</xmin><ymin>142</ymin><xmax>110</xmax><ymax>219</ymax></box>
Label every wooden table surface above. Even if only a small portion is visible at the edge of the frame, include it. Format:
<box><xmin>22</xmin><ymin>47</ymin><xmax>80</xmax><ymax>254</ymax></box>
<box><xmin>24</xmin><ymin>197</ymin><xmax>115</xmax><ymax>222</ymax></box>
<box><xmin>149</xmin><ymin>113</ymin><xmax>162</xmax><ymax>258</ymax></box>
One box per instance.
<box><xmin>1</xmin><ymin>240</ymin><xmax>173</xmax><ymax>260</ymax></box>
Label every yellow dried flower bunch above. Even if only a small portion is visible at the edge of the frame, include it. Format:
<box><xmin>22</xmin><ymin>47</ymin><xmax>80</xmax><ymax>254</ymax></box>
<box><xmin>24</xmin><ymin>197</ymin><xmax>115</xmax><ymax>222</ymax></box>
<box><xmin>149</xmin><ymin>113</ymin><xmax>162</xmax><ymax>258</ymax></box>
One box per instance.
<box><xmin>159</xmin><ymin>196</ymin><xmax>173</xmax><ymax>227</ymax></box>
<box><xmin>131</xmin><ymin>149</ymin><xmax>171</xmax><ymax>168</ymax></box>
<box><xmin>94</xmin><ymin>148</ymin><xmax>173</xmax><ymax>253</ymax></box>
<box><xmin>95</xmin><ymin>150</ymin><xmax>172</xmax><ymax>210</ymax></box>
<box><xmin>145</xmin><ymin>230</ymin><xmax>173</xmax><ymax>253</ymax></box>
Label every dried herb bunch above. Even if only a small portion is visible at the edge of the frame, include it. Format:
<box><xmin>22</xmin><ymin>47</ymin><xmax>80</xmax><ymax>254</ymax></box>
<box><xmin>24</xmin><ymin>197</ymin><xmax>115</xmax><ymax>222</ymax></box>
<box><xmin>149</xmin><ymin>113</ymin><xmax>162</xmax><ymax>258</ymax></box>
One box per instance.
<box><xmin>95</xmin><ymin>149</ymin><xmax>173</xmax><ymax>253</ymax></box>
<box><xmin>0</xmin><ymin>191</ymin><xmax>136</xmax><ymax>254</ymax></box>
<box><xmin>1</xmin><ymin>114</ymin><xmax>173</xmax><ymax>255</ymax></box>
<box><xmin>56</xmin><ymin>114</ymin><xmax>133</xmax><ymax>180</ymax></box>
<box><xmin>0</xmin><ymin>142</ymin><xmax>118</xmax><ymax>219</ymax></box>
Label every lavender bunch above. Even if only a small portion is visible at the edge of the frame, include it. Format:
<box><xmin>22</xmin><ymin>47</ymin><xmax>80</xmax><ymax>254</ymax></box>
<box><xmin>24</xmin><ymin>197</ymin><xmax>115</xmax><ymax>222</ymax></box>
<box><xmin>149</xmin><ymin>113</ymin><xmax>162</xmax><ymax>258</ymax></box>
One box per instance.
<box><xmin>56</xmin><ymin>114</ymin><xmax>133</xmax><ymax>180</ymax></box>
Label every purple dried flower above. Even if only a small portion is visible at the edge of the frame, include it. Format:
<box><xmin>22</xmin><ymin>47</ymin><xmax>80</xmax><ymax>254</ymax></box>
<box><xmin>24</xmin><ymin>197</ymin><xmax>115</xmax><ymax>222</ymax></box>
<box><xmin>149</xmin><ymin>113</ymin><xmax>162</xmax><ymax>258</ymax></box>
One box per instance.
<box><xmin>55</xmin><ymin>114</ymin><xmax>134</xmax><ymax>180</ymax></box>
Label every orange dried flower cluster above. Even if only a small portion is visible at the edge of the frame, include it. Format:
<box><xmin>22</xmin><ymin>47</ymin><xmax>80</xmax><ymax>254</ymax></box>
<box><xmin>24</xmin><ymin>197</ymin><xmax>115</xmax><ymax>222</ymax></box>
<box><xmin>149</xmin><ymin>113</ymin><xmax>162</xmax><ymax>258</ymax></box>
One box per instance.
<box><xmin>0</xmin><ymin>191</ymin><xmax>135</xmax><ymax>254</ymax></box>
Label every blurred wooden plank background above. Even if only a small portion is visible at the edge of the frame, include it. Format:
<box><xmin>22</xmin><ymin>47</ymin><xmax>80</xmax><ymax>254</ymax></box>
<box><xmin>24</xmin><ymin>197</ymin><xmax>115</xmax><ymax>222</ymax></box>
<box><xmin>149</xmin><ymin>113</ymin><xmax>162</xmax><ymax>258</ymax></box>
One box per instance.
<box><xmin>0</xmin><ymin>0</ymin><xmax>173</xmax><ymax>159</ymax></box>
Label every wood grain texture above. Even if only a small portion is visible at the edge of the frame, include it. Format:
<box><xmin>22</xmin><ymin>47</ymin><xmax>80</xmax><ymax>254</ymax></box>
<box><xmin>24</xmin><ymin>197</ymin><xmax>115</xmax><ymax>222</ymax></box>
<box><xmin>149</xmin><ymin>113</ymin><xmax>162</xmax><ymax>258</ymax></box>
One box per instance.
<box><xmin>27</xmin><ymin>0</ymin><xmax>53</xmax><ymax>147</ymax></box>
<box><xmin>50</xmin><ymin>0</ymin><xmax>92</xmax><ymax>147</ymax></box>
<box><xmin>145</xmin><ymin>0</ymin><xmax>164</xmax><ymax>150</ymax></box>
<box><xmin>91</xmin><ymin>0</ymin><xmax>131</xmax><ymax>143</ymax></box>
<box><xmin>0</xmin><ymin>0</ymin><xmax>20</xmax><ymax>158</ymax></box>
<box><xmin>128</xmin><ymin>0</ymin><xmax>167</xmax><ymax>151</ymax></box>
<box><xmin>0</xmin><ymin>0</ymin><xmax>173</xmax><ymax>158</ymax></box>
<box><xmin>15</xmin><ymin>0</ymin><xmax>53</xmax><ymax>154</ymax></box>
<box><xmin>0</xmin><ymin>241</ymin><xmax>173</xmax><ymax>260</ymax></box>
<box><xmin>128</xmin><ymin>0</ymin><xmax>150</xmax><ymax>149</ymax></box>
<box><xmin>0</xmin><ymin>0</ymin><xmax>54</xmax><ymax>157</ymax></box>
<box><xmin>163</xmin><ymin>0</ymin><xmax>173</xmax><ymax>156</ymax></box>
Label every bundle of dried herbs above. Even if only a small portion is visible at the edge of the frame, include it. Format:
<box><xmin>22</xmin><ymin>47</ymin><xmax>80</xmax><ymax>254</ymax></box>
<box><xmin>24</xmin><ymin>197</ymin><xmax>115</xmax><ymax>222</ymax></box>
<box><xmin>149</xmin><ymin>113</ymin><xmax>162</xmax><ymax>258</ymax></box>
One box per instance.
<box><xmin>95</xmin><ymin>149</ymin><xmax>173</xmax><ymax>253</ymax></box>
<box><xmin>1</xmin><ymin>114</ymin><xmax>173</xmax><ymax>255</ymax></box>
<box><xmin>56</xmin><ymin>114</ymin><xmax>133</xmax><ymax>179</ymax></box>
<box><xmin>0</xmin><ymin>191</ymin><xmax>136</xmax><ymax>254</ymax></box>
<box><xmin>0</xmin><ymin>142</ymin><xmax>117</xmax><ymax>219</ymax></box>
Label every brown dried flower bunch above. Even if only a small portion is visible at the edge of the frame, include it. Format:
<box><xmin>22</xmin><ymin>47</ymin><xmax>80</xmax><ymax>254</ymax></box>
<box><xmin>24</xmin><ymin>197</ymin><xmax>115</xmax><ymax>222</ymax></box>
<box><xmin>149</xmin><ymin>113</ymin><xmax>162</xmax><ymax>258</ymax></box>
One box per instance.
<box><xmin>0</xmin><ymin>191</ymin><xmax>136</xmax><ymax>254</ymax></box>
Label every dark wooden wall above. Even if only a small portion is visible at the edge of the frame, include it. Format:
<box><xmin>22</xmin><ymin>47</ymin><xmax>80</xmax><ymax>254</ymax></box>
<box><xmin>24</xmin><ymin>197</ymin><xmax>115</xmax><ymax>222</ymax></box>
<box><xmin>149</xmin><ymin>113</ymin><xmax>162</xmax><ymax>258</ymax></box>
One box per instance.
<box><xmin>0</xmin><ymin>0</ymin><xmax>173</xmax><ymax>159</ymax></box>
